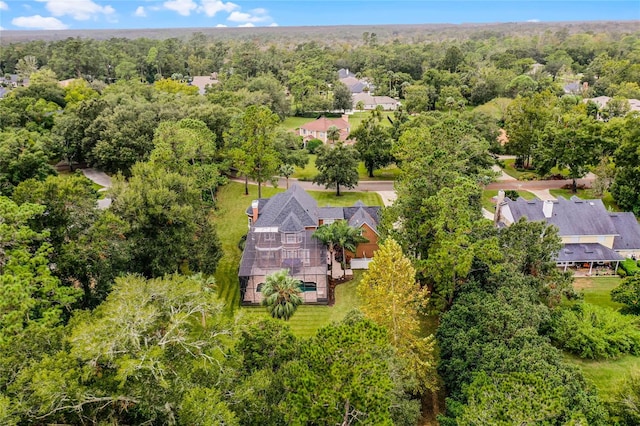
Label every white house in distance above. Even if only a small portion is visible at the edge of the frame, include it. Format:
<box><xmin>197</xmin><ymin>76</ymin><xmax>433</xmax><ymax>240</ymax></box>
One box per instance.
<box><xmin>352</xmin><ymin>93</ymin><xmax>399</xmax><ymax>111</ymax></box>
<box><xmin>298</xmin><ymin>115</ymin><xmax>351</xmax><ymax>144</ymax></box>
<box><xmin>495</xmin><ymin>192</ymin><xmax>640</xmax><ymax>274</ymax></box>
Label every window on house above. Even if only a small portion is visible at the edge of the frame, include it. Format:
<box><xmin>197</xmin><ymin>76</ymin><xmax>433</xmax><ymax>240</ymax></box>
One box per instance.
<box><xmin>264</xmin><ymin>233</ymin><xmax>275</xmax><ymax>241</ymax></box>
<box><xmin>299</xmin><ymin>249</ymin><xmax>310</xmax><ymax>265</ymax></box>
<box><xmin>256</xmin><ymin>283</ymin><xmax>264</xmax><ymax>292</ymax></box>
<box><xmin>286</xmin><ymin>234</ymin><xmax>297</xmax><ymax>244</ymax></box>
<box><xmin>283</xmin><ymin>249</ymin><xmax>297</xmax><ymax>259</ymax></box>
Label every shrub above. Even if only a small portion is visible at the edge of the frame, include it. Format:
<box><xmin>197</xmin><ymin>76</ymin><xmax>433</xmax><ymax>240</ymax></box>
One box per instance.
<box><xmin>612</xmin><ymin>276</ymin><xmax>640</xmax><ymax>315</ymax></box>
<box><xmin>306</xmin><ymin>138</ymin><xmax>323</xmax><ymax>154</ymax></box>
<box><xmin>621</xmin><ymin>258</ymin><xmax>640</xmax><ymax>276</ymax></box>
<box><xmin>619</xmin><ymin>268</ymin><xmax>628</xmax><ymax>278</ymax></box>
<box><xmin>549</xmin><ymin>303</ymin><xmax>640</xmax><ymax>359</ymax></box>
<box><xmin>519</xmin><ymin>172</ymin><xmax>538</xmax><ymax>181</ymax></box>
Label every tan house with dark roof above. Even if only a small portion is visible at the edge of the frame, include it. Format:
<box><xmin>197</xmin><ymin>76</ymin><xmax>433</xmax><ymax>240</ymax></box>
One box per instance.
<box><xmin>495</xmin><ymin>192</ymin><xmax>640</xmax><ymax>273</ymax></box>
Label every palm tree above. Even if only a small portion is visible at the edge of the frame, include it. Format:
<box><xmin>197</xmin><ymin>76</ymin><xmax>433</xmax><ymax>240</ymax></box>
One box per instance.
<box><xmin>312</xmin><ymin>224</ymin><xmax>336</xmax><ymax>262</ymax></box>
<box><xmin>280</xmin><ymin>163</ymin><xmax>295</xmax><ymax>189</ymax></box>
<box><xmin>332</xmin><ymin>221</ymin><xmax>369</xmax><ymax>278</ymax></box>
<box><xmin>326</xmin><ymin>125</ymin><xmax>341</xmax><ymax>144</ymax></box>
<box><xmin>445</xmin><ymin>96</ymin><xmax>456</xmax><ymax>115</ymax></box>
<box><xmin>261</xmin><ymin>269</ymin><xmax>303</xmax><ymax>321</ymax></box>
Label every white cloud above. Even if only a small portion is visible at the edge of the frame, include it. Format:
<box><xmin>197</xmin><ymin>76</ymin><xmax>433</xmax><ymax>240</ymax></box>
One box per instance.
<box><xmin>134</xmin><ymin>6</ymin><xmax>146</xmax><ymax>17</ymax></box>
<box><xmin>36</xmin><ymin>0</ymin><xmax>115</xmax><ymax>21</ymax></box>
<box><xmin>199</xmin><ymin>0</ymin><xmax>237</xmax><ymax>17</ymax></box>
<box><xmin>228</xmin><ymin>10</ymin><xmax>269</xmax><ymax>23</ymax></box>
<box><xmin>269</xmin><ymin>22</ymin><xmax>278</xmax><ymax>27</ymax></box>
<box><xmin>12</xmin><ymin>14</ymin><xmax>68</xmax><ymax>29</ymax></box>
<box><xmin>238</xmin><ymin>22</ymin><xmax>254</xmax><ymax>27</ymax></box>
<box><xmin>526</xmin><ymin>19</ymin><xmax>540</xmax><ymax>23</ymax></box>
<box><xmin>215</xmin><ymin>23</ymin><xmax>227</xmax><ymax>27</ymax></box>
<box><xmin>250</xmin><ymin>8</ymin><xmax>266</xmax><ymax>14</ymax></box>
<box><xmin>163</xmin><ymin>0</ymin><xmax>197</xmax><ymax>16</ymax></box>
<box><xmin>0</xmin><ymin>1</ymin><xmax>8</xmax><ymax>11</ymax></box>
<box><xmin>0</xmin><ymin>26</ymin><xmax>4</xmax><ymax>30</ymax></box>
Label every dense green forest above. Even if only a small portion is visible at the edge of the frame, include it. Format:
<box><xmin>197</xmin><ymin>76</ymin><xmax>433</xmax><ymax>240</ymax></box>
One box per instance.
<box><xmin>1</xmin><ymin>23</ymin><xmax>640</xmax><ymax>424</ymax></box>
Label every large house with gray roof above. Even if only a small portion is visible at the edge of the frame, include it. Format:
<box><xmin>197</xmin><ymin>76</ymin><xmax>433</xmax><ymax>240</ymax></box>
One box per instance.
<box><xmin>495</xmin><ymin>193</ymin><xmax>640</xmax><ymax>273</ymax></box>
<box><xmin>239</xmin><ymin>184</ymin><xmax>380</xmax><ymax>305</ymax></box>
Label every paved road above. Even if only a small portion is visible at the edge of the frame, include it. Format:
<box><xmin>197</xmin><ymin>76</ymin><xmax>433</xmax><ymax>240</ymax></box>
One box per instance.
<box><xmin>234</xmin><ymin>177</ymin><xmax>396</xmax><ymax>192</ymax></box>
<box><xmin>82</xmin><ymin>168</ymin><xmax>112</xmax><ymax>188</ymax></box>
<box><xmin>82</xmin><ymin>168</ymin><xmax>113</xmax><ymax>209</ymax></box>
<box><xmin>485</xmin><ymin>176</ymin><xmax>595</xmax><ymax>191</ymax></box>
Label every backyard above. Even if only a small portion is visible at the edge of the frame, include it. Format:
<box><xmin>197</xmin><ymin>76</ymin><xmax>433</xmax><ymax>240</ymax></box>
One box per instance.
<box><xmin>566</xmin><ymin>277</ymin><xmax>640</xmax><ymax>402</ymax></box>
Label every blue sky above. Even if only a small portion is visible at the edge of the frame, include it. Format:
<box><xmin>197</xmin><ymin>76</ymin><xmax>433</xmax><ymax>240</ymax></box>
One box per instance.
<box><xmin>0</xmin><ymin>1</ymin><xmax>638</xmax><ymax>31</ymax></box>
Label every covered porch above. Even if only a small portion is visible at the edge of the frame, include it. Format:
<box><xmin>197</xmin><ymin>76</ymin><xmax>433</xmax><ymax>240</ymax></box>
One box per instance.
<box><xmin>556</xmin><ymin>243</ymin><xmax>624</xmax><ymax>276</ymax></box>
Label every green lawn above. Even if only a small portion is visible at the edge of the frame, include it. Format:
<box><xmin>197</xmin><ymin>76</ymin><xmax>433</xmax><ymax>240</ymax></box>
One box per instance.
<box><xmin>213</xmin><ymin>182</ymin><xmax>382</xmax><ymax>316</ymax></box>
<box><xmin>241</xmin><ymin>271</ymin><xmax>363</xmax><ymax>338</ymax></box>
<box><xmin>481</xmin><ymin>189</ymin><xmax>536</xmax><ymax>212</ymax></box>
<box><xmin>357</xmin><ymin>162</ymin><xmax>402</xmax><ymax>180</ymax></box>
<box><xmin>565</xmin><ymin>353</ymin><xmax>640</xmax><ymax>402</ymax></box>
<box><xmin>348</xmin><ymin>111</ymin><xmax>394</xmax><ymax>129</ymax></box>
<box><xmin>549</xmin><ymin>189</ymin><xmax>621</xmax><ymax>211</ymax></box>
<box><xmin>502</xmin><ymin>159</ymin><xmax>537</xmax><ymax>180</ymax></box>
<box><xmin>573</xmin><ymin>277</ymin><xmax>624</xmax><ymax>311</ymax></box>
<box><xmin>565</xmin><ymin>276</ymin><xmax>640</xmax><ymax>401</ymax></box>
<box><xmin>281</xmin><ymin>116</ymin><xmax>316</xmax><ymax>130</ymax></box>
<box><xmin>292</xmin><ymin>154</ymin><xmax>318</xmax><ymax>180</ymax></box>
<box><xmin>293</xmin><ymin>154</ymin><xmax>401</xmax><ymax>181</ymax></box>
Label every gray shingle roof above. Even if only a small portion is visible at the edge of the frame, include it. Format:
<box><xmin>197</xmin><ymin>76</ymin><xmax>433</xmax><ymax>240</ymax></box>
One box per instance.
<box><xmin>280</xmin><ymin>212</ymin><xmax>304</xmax><ymax>232</ymax></box>
<box><xmin>505</xmin><ymin>196</ymin><xmax>618</xmax><ymax>236</ymax></box>
<box><xmin>347</xmin><ymin>207</ymin><xmax>379</xmax><ymax>234</ymax></box>
<box><xmin>610</xmin><ymin>212</ymin><xmax>640</xmax><ymax>251</ymax></box>
<box><xmin>318</xmin><ymin>207</ymin><xmax>344</xmax><ymax>220</ymax></box>
<box><xmin>556</xmin><ymin>243</ymin><xmax>625</xmax><ymax>262</ymax></box>
<box><xmin>253</xmin><ymin>183</ymin><xmax>318</xmax><ymax>228</ymax></box>
<box><xmin>344</xmin><ymin>205</ymin><xmax>380</xmax><ymax>233</ymax></box>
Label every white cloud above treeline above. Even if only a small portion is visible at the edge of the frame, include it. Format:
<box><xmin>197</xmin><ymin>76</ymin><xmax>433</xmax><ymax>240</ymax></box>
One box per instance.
<box><xmin>134</xmin><ymin>6</ymin><xmax>146</xmax><ymax>17</ymax></box>
<box><xmin>12</xmin><ymin>14</ymin><xmax>68</xmax><ymax>29</ymax></box>
<box><xmin>35</xmin><ymin>0</ymin><xmax>115</xmax><ymax>20</ymax></box>
<box><xmin>0</xmin><ymin>1</ymin><xmax>9</xmax><ymax>11</ymax></box>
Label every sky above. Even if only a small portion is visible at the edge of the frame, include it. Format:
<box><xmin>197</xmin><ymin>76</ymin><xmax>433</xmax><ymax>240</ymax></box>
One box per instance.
<box><xmin>0</xmin><ymin>1</ymin><xmax>638</xmax><ymax>31</ymax></box>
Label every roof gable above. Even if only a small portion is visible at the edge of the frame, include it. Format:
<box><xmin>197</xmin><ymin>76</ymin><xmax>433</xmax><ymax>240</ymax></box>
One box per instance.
<box><xmin>610</xmin><ymin>212</ymin><xmax>640</xmax><ymax>250</ymax></box>
<box><xmin>254</xmin><ymin>184</ymin><xmax>318</xmax><ymax>228</ymax></box>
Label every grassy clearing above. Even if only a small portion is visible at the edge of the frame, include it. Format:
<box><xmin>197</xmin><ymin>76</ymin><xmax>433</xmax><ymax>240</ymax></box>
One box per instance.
<box><xmin>241</xmin><ymin>271</ymin><xmax>363</xmax><ymax>338</ymax></box>
<box><xmin>292</xmin><ymin>154</ymin><xmax>318</xmax><ymax>180</ymax></box>
<box><xmin>348</xmin><ymin>111</ymin><xmax>394</xmax><ymax>129</ymax></box>
<box><xmin>502</xmin><ymin>159</ymin><xmax>536</xmax><ymax>180</ymax></box>
<box><xmin>566</xmin><ymin>353</ymin><xmax>640</xmax><ymax>402</ymax></box>
<box><xmin>281</xmin><ymin>116</ymin><xmax>315</xmax><ymax>130</ymax></box>
<box><xmin>293</xmin><ymin>154</ymin><xmax>401</xmax><ymax>181</ymax></box>
<box><xmin>213</xmin><ymin>183</ymin><xmax>283</xmax><ymax>313</ymax></box>
<box><xmin>572</xmin><ymin>277</ymin><xmax>624</xmax><ymax>311</ymax></box>
<box><xmin>213</xmin><ymin>182</ymin><xmax>382</xmax><ymax>316</ymax></box>
<box><xmin>357</xmin><ymin>162</ymin><xmax>401</xmax><ymax>180</ymax></box>
<box><xmin>481</xmin><ymin>189</ymin><xmax>536</xmax><ymax>212</ymax></box>
<box><xmin>549</xmin><ymin>189</ymin><xmax>620</xmax><ymax>211</ymax></box>
<box><xmin>565</xmin><ymin>276</ymin><xmax>640</xmax><ymax>401</ymax></box>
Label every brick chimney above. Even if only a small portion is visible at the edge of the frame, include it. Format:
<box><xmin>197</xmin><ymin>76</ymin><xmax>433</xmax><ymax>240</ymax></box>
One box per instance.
<box><xmin>494</xmin><ymin>189</ymin><xmax>505</xmax><ymax>224</ymax></box>
<box><xmin>251</xmin><ymin>200</ymin><xmax>259</xmax><ymax>223</ymax></box>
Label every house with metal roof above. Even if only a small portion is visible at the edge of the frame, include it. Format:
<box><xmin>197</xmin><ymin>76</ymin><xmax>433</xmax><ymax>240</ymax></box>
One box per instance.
<box><xmin>495</xmin><ymin>192</ymin><xmax>640</xmax><ymax>273</ymax></box>
<box><xmin>239</xmin><ymin>184</ymin><xmax>380</xmax><ymax>305</ymax></box>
